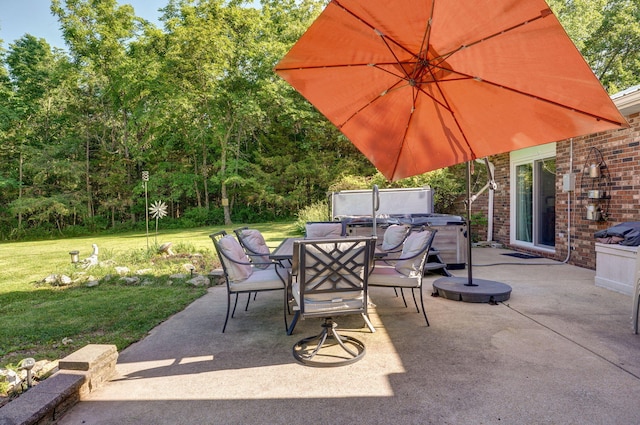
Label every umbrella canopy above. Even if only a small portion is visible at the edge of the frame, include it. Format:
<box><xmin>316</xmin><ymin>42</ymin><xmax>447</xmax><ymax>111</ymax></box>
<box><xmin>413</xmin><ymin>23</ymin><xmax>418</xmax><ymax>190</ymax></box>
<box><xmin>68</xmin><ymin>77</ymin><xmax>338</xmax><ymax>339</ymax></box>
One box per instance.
<box><xmin>275</xmin><ymin>0</ymin><xmax>628</xmax><ymax>182</ymax></box>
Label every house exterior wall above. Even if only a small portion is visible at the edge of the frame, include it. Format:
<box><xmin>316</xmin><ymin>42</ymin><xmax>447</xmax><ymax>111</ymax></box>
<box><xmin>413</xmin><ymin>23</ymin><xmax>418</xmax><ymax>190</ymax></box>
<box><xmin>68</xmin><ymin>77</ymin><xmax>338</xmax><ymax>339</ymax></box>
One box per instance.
<box><xmin>479</xmin><ymin>111</ymin><xmax>640</xmax><ymax>270</ymax></box>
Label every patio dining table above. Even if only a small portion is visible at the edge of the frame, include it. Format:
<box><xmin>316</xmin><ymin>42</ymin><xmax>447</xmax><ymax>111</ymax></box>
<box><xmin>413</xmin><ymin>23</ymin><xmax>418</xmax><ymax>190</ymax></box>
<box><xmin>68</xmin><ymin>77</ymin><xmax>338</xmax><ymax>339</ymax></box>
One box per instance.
<box><xmin>269</xmin><ymin>237</ymin><xmax>305</xmax><ymax>262</ymax></box>
<box><xmin>269</xmin><ymin>236</ymin><xmax>386</xmax><ymax>263</ymax></box>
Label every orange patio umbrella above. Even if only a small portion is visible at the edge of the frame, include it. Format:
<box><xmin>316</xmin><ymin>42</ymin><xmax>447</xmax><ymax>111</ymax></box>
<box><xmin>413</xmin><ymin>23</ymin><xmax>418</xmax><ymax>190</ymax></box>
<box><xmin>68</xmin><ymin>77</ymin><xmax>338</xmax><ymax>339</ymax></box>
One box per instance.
<box><xmin>274</xmin><ymin>0</ymin><xmax>628</xmax><ymax>299</ymax></box>
<box><xmin>274</xmin><ymin>0</ymin><xmax>627</xmax><ymax>182</ymax></box>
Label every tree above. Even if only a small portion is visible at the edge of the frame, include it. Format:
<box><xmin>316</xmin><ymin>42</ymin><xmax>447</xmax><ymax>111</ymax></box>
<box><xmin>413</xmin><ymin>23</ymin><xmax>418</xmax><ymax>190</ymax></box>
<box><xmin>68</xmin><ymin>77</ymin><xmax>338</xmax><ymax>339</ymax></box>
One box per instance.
<box><xmin>3</xmin><ymin>0</ymin><xmax>636</xmax><ymax>240</ymax></box>
<box><xmin>1</xmin><ymin>35</ymin><xmax>83</xmax><ymax>232</ymax></box>
<box><xmin>549</xmin><ymin>0</ymin><xmax>640</xmax><ymax>93</ymax></box>
<box><xmin>52</xmin><ymin>0</ymin><xmax>156</xmax><ymax>225</ymax></box>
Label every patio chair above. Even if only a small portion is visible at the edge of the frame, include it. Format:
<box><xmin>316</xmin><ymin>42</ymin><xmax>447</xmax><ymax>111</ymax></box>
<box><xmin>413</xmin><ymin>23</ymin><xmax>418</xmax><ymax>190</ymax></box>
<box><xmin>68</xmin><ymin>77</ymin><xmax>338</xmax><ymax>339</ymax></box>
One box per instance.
<box><xmin>369</xmin><ymin>229</ymin><xmax>438</xmax><ymax>326</ymax></box>
<box><xmin>378</xmin><ymin>224</ymin><xmax>411</xmax><ymax>258</ymax></box>
<box><xmin>305</xmin><ymin>221</ymin><xmax>345</xmax><ymax>238</ymax></box>
<box><xmin>233</xmin><ymin>227</ymin><xmax>277</xmax><ymax>268</ymax></box>
<box><xmin>287</xmin><ymin>237</ymin><xmax>376</xmax><ymax>366</ymax></box>
<box><xmin>210</xmin><ymin>231</ymin><xmax>287</xmax><ymax>333</ymax></box>
<box><xmin>377</xmin><ymin>224</ymin><xmax>450</xmax><ymax>289</ymax></box>
<box><xmin>633</xmin><ymin>248</ymin><xmax>640</xmax><ymax>334</ymax></box>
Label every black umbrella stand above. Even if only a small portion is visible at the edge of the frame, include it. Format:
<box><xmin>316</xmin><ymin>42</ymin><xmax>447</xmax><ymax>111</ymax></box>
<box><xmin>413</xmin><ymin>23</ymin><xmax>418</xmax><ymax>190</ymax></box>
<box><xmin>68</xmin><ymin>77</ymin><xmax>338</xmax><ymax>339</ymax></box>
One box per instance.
<box><xmin>432</xmin><ymin>161</ymin><xmax>512</xmax><ymax>303</ymax></box>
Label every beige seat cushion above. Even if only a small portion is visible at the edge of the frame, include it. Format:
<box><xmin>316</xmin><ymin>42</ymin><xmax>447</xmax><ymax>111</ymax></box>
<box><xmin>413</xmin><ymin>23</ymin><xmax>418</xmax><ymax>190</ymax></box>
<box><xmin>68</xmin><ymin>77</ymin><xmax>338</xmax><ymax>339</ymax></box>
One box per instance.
<box><xmin>369</xmin><ymin>264</ymin><xmax>420</xmax><ymax>288</ymax></box>
<box><xmin>381</xmin><ymin>224</ymin><xmax>410</xmax><ymax>250</ymax></box>
<box><xmin>229</xmin><ymin>267</ymin><xmax>284</xmax><ymax>292</ymax></box>
<box><xmin>240</xmin><ymin>229</ymin><xmax>271</xmax><ymax>269</ymax></box>
<box><xmin>218</xmin><ymin>235</ymin><xmax>253</xmax><ymax>282</ymax></box>
<box><xmin>291</xmin><ymin>279</ymin><xmax>365</xmax><ymax>313</ymax></box>
<box><xmin>394</xmin><ymin>231</ymin><xmax>431</xmax><ymax>277</ymax></box>
<box><xmin>305</xmin><ymin>222</ymin><xmax>343</xmax><ymax>238</ymax></box>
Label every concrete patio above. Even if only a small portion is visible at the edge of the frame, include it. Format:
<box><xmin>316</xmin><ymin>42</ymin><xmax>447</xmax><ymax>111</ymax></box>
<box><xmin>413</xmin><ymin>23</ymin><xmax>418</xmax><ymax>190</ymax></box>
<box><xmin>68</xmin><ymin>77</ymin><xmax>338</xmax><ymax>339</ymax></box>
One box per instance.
<box><xmin>56</xmin><ymin>247</ymin><xmax>640</xmax><ymax>425</ymax></box>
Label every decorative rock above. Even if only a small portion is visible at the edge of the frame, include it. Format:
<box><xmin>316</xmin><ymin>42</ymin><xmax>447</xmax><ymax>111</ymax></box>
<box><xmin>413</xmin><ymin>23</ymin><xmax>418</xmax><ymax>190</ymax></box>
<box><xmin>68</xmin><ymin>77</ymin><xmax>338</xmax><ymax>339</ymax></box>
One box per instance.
<box><xmin>43</xmin><ymin>274</ymin><xmax>58</xmax><ymax>284</ymax></box>
<box><xmin>115</xmin><ymin>266</ymin><xmax>130</xmax><ymax>275</ymax></box>
<box><xmin>208</xmin><ymin>269</ymin><xmax>226</xmax><ymax>285</ymax></box>
<box><xmin>0</xmin><ymin>369</ymin><xmax>20</xmax><ymax>387</ymax></box>
<box><xmin>136</xmin><ymin>268</ymin><xmax>153</xmax><ymax>275</ymax></box>
<box><xmin>86</xmin><ymin>280</ymin><xmax>100</xmax><ymax>287</ymax></box>
<box><xmin>187</xmin><ymin>275</ymin><xmax>210</xmax><ymax>286</ymax></box>
<box><xmin>121</xmin><ymin>276</ymin><xmax>140</xmax><ymax>285</ymax></box>
<box><xmin>141</xmin><ymin>279</ymin><xmax>154</xmax><ymax>286</ymax></box>
<box><xmin>72</xmin><ymin>274</ymin><xmax>91</xmax><ymax>284</ymax></box>
<box><xmin>33</xmin><ymin>360</ymin><xmax>58</xmax><ymax>379</ymax></box>
<box><xmin>42</xmin><ymin>274</ymin><xmax>73</xmax><ymax>286</ymax></box>
<box><xmin>169</xmin><ymin>273</ymin><xmax>188</xmax><ymax>280</ymax></box>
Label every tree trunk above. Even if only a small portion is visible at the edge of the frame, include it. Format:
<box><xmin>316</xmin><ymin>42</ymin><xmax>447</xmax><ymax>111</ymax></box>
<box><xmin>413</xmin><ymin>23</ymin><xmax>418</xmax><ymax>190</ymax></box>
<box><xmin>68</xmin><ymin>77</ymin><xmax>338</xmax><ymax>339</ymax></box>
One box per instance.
<box><xmin>202</xmin><ymin>142</ymin><xmax>210</xmax><ymax>210</ymax></box>
<box><xmin>18</xmin><ymin>150</ymin><xmax>23</xmax><ymax>228</ymax></box>
<box><xmin>193</xmin><ymin>154</ymin><xmax>202</xmax><ymax>208</ymax></box>
<box><xmin>86</xmin><ymin>126</ymin><xmax>93</xmax><ymax>217</ymax></box>
<box><xmin>221</xmin><ymin>142</ymin><xmax>232</xmax><ymax>225</ymax></box>
<box><xmin>219</xmin><ymin>111</ymin><xmax>237</xmax><ymax>226</ymax></box>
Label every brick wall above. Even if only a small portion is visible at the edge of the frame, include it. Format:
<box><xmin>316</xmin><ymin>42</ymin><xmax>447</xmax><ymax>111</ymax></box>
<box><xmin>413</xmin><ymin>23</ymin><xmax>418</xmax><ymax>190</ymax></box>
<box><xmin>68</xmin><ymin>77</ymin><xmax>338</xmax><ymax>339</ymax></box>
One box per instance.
<box><xmin>566</xmin><ymin>112</ymin><xmax>640</xmax><ymax>269</ymax></box>
<box><xmin>477</xmin><ymin>112</ymin><xmax>640</xmax><ymax>269</ymax></box>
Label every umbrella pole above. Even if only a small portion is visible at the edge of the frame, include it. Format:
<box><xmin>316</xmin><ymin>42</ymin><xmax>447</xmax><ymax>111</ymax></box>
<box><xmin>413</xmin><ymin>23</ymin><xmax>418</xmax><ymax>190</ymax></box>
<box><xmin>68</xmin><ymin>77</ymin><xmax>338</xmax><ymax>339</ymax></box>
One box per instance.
<box><xmin>432</xmin><ymin>161</ymin><xmax>511</xmax><ymax>302</ymax></box>
<box><xmin>465</xmin><ymin>161</ymin><xmax>477</xmax><ymax>287</ymax></box>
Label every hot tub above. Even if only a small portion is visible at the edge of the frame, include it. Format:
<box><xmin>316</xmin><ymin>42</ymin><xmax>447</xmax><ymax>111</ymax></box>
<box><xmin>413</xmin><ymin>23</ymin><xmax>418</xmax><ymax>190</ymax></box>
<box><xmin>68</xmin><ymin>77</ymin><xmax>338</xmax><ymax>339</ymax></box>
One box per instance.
<box><xmin>338</xmin><ymin>214</ymin><xmax>467</xmax><ymax>269</ymax></box>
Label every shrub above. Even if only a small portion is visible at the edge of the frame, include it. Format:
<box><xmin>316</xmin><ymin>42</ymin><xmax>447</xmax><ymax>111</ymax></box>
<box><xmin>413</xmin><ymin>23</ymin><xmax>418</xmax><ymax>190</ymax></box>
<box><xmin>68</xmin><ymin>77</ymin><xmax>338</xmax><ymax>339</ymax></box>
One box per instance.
<box><xmin>182</xmin><ymin>207</ymin><xmax>210</xmax><ymax>227</ymax></box>
<box><xmin>182</xmin><ymin>207</ymin><xmax>225</xmax><ymax>227</ymax></box>
<box><xmin>294</xmin><ymin>200</ymin><xmax>330</xmax><ymax>234</ymax></box>
<box><xmin>328</xmin><ymin>174</ymin><xmax>372</xmax><ymax>192</ymax></box>
<box><xmin>231</xmin><ymin>205</ymin><xmax>265</xmax><ymax>223</ymax></box>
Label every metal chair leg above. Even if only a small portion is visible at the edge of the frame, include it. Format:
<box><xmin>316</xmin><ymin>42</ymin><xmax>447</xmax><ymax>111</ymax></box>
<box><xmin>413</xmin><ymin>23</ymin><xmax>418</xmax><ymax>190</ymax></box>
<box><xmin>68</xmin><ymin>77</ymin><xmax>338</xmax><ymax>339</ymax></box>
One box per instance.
<box><xmin>419</xmin><ymin>287</ymin><xmax>430</xmax><ymax>326</ymax></box>
<box><xmin>361</xmin><ymin>313</ymin><xmax>376</xmax><ymax>333</ymax></box>
<box><xmin>287</xmin><ymin>311</ymin><xmax>300</xmax><ymax>335</ymax></box>
<box><xmin>222</xmin><ymin>292</ymin><xmax>232</xmax><ymax>333</ymax></box>
<box><xmin>633</xmin><ymin>289</ymin><xmax>639</xmax><ymax>334</ymax></box>
<box><xmin>411</xmin><ymin>288</ymin><xmax>420</xmax><ymax>313</ymax></box>
<box><xmin>399</xmin><ymin>288</ymin><xmax>408</xmax><ymax>307</ymax></box>
<box><xmin>283</xmin><ymin>289</ymin><xmax>289</xmax><ymax>333</ymax></box>
<box><xmin>231</xmin><ymin>293</ymin><xmax>240</xmax><ymax>318</ymax></box>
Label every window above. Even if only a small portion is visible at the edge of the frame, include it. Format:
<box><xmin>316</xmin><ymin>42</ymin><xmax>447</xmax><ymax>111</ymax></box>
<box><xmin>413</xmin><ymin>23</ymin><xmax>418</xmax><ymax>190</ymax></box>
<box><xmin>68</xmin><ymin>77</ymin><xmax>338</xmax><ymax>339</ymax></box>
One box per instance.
<box><xmin>510</xmin><ymin>144</ymin><xmax>556</xmax><ymax>250</ymax></box>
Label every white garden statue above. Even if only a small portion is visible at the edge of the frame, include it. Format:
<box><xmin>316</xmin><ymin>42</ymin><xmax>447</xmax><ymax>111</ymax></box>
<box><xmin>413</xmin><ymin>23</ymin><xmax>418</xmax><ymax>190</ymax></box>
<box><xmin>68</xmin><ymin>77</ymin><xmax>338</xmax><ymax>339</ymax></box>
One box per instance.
<box><xmin>80</xmin><ymin>244</ymin><xmax>99</xmax><ymax>269</ymax></box>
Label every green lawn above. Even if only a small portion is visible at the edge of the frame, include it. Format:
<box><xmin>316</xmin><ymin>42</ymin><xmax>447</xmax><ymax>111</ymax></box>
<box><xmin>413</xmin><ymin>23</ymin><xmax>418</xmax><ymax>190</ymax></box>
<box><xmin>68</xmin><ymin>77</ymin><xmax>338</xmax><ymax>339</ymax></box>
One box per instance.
<box><xmin>0</xmin><ymin>222</ymin><xmax>298</xmax><ymax>376</ymax></box>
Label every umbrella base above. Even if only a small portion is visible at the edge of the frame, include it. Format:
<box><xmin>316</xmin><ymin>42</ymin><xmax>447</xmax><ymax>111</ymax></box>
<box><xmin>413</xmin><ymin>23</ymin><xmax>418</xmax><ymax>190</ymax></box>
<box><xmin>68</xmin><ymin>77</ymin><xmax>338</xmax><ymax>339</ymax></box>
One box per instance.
<box><xmin>432</xmin><ymin>277</ymin><xmax>512</xmax><ymax>303</ymax></box>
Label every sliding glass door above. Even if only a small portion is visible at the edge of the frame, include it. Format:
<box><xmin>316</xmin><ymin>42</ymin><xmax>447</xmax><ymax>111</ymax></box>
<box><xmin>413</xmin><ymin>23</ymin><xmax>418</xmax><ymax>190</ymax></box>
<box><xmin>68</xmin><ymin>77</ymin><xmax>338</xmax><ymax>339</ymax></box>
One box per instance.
<box><xmin>515</xmin><ymin>163</ymin><xmax>533</xmax><ymax>243</ymax></box>
<box><xmin>511</xmin><ymin>144</ymin><xmax>556</xmax><ymax>250</ymax></box>
<box><xmin>536</xmin><ymin>159</ymin><xmax>556</xmax><ymax>247</ymax></box>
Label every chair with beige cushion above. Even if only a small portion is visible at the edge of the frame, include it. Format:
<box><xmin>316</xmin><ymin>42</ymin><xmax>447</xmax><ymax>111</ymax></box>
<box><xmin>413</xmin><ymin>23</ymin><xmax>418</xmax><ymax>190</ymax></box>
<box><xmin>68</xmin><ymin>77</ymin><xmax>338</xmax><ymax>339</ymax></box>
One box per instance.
<box><xmin>305</xmin><ymin>221</ymin><xmax>345</xmax><ymax>238</ymax></box>
<box><xmin>378</xmin><ymin>224</ymin><xmax>411</xmax><ymax>257</ymax></box>
<box><xmin>369</xmin><ymin>229</ymin><xmax>437</xmax><ymax>326</ymax></box>
<box><xmin>210</xmin><ymin>231</ymin><xmax>286</xmax><ymax>333</ymax></box>
<box><xmin>234</xmin><ymin>227</ymin><xmax>275</xmax><ymax>268</ymax></box>
<box><xmin>633</xmin><ymin>248</ymin><xmax>640</xmax><ymax>334</ymax></box>
<box><xmin>287</xmin><ymin>237</ymin><xmax>376</xmax><ymax>366</ymax></box>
